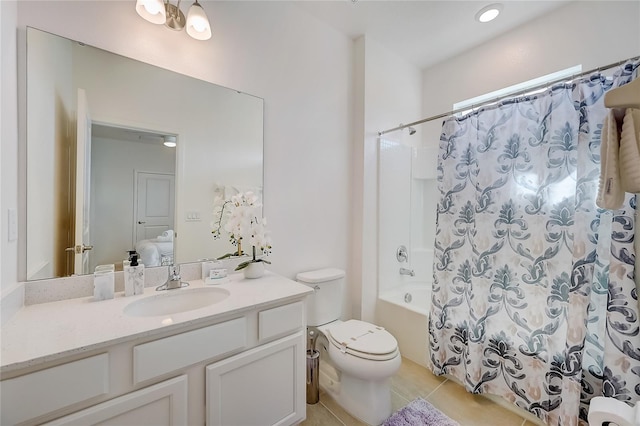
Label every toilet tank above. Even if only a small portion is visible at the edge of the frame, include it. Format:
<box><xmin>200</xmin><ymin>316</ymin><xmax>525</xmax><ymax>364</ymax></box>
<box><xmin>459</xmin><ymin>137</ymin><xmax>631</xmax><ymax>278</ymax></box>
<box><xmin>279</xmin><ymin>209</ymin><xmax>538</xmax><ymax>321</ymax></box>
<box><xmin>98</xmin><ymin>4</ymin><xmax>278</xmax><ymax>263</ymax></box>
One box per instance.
<box><xmin>296</xmin><ymin>268</ymin><xmax>345</xmax><ymax>326</ymax></box>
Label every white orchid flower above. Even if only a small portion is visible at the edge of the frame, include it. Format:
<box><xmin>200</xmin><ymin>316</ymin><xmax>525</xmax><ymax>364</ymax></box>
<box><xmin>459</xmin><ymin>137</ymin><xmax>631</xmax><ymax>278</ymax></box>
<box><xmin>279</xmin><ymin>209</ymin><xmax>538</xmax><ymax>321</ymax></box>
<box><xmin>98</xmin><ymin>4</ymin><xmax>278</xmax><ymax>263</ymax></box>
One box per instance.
<box><xmin>212</xmin><ymin>190</ymin><xmax>271</xmax><ymax>261</ymax></box>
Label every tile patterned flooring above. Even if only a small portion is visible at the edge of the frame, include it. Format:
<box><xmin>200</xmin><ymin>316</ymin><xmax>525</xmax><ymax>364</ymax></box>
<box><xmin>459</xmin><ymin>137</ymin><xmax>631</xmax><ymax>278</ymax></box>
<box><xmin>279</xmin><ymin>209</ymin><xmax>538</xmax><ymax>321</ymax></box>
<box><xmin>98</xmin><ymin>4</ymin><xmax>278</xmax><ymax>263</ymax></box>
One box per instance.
<box><xmin>300</xmin><ymin>357</ymin><xmax>542</xmax><ymax>426</ymax></box>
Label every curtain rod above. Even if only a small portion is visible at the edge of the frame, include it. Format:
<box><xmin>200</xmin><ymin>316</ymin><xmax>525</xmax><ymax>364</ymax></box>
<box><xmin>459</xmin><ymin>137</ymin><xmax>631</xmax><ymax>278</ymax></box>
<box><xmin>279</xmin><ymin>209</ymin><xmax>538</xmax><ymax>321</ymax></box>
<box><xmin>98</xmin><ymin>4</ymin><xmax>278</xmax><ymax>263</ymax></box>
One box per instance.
<box><xmin>378</xmin><ymin>55</ymin><xmax>640</xmax><ymax>136</ymax></box>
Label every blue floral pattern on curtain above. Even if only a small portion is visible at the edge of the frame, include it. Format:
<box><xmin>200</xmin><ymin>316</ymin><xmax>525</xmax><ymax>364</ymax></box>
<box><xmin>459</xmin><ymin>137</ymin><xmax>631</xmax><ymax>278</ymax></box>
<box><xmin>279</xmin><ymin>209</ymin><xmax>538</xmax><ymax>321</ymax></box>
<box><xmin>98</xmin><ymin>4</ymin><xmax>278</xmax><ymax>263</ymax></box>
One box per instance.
<box><xmin>430</xmin><ymin>62</ymin><xmax>639</xmax><ymax>425</ymax></box>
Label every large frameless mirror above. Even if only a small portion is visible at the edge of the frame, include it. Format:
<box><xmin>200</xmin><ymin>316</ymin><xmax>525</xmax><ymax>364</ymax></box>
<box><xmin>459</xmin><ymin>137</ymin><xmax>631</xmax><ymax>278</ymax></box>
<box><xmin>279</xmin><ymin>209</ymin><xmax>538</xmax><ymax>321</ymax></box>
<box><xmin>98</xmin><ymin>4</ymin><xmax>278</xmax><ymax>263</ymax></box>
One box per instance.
<box><xmin>25</xmin><ymin>27</ymin><xmax>264</xmax><ymax>280</ymax></box>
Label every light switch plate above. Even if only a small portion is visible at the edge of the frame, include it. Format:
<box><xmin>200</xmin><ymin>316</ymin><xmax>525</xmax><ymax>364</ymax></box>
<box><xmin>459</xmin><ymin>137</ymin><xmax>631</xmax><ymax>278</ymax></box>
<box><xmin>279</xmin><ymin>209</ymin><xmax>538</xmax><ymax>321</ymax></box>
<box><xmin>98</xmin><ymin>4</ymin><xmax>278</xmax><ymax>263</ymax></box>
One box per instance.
<box><xmin>185</xmin><ymin>211</ymin><xmax>201</xmax><ymax>222</ymax></box>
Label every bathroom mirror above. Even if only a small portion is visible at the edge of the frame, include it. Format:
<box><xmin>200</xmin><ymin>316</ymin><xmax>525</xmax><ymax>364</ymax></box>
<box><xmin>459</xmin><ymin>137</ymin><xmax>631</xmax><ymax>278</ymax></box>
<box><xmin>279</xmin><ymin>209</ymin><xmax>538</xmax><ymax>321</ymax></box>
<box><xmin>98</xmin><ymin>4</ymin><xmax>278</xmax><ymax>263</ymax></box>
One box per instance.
<box><xmin>25</xmin><ymin>27</ymin><xmax>264</xmax><ymax>280</ymax></box>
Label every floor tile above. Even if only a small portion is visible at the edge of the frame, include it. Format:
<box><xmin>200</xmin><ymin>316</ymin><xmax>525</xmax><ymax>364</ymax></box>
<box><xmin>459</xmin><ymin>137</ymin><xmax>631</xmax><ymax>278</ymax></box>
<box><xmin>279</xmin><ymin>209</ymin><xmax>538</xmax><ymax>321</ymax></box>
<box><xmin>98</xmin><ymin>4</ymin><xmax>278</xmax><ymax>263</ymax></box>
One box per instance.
<box><xmin>426</xmin><ymin>380</ymin><xmax>526</xmax><ymax>426</ymax></box>
<box><xmin>390</xmin><ymin>356</ymin><xmax>447</xmax><ymax>401</ymax></box>
<box><xmin>390</xmin><ymin>388</ymin><xmax>411</xmax><ymax>413</ymax></box>
<box><xmin>316</xmin><ymin>391</ymin><xmax>368</xmax><ymax>426</ymax></box>
<box><xmin>301</xmin><ymin>402</ymin><xmax>344</xmax><ymax>426</ymax></box>
<box><xmin>302</xmin><ymin>357</ymin><xmax>536</xmax><ymax>426</ymax></box>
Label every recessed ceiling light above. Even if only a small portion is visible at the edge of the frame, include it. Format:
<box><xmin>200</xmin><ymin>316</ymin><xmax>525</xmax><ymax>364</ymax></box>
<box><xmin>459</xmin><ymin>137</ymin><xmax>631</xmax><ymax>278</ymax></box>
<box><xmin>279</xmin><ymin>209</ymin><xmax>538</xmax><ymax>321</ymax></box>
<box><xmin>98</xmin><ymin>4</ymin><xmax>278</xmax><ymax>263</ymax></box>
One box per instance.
<box><xmin>476</xmin><ymin>3</ymin><xmax>503</xmax><ymax>23</ymax></box>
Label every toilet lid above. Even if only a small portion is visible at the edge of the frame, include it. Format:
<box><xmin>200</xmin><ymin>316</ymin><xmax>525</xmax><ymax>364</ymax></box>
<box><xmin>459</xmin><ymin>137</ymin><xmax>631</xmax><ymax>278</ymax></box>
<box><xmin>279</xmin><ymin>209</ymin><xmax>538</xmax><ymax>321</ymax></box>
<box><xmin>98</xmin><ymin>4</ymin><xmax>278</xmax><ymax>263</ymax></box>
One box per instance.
<box><xmin>327</xmin><ymin>320</ymin><xmax>398</xmax><ymax>360</ymax></box>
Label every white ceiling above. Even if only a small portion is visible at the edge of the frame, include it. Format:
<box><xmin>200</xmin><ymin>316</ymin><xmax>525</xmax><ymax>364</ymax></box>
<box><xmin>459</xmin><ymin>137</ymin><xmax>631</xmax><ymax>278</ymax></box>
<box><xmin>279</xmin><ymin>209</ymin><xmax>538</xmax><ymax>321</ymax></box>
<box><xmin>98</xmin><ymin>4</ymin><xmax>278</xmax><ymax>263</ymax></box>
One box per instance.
<box><xmin>92</xmin><ymin>124</ymin><xmax>172</xmax><ymax>146</ymax></box>
<box><xmin>292</xmin><ymin>1</ymin><xmax>571</xmax><ymax>69</ymax></box>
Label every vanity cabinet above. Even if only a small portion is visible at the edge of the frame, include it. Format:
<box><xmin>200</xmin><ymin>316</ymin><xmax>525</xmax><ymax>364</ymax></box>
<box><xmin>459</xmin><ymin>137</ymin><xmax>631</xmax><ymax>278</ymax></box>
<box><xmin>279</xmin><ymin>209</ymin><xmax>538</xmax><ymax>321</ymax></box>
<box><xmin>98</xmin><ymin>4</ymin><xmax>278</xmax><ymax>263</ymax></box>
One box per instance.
<box><xmin>206</xmin><ymin>301</ymin><xmax>306</xmax><ymax>426</ymax></box>
<box><xmin>44</xmin><ymin>375</ymin><xmax>188</xmax><ymax>426</ymax></box>
<box><xmin>1</xmin><ymin>354</ymin><xmax>111</xmax><ymax>425</ymax></box>
<box><xmin>1</xmin><ymin>298</ymin><xmax>308</xmax><ymax>426</ymax></box>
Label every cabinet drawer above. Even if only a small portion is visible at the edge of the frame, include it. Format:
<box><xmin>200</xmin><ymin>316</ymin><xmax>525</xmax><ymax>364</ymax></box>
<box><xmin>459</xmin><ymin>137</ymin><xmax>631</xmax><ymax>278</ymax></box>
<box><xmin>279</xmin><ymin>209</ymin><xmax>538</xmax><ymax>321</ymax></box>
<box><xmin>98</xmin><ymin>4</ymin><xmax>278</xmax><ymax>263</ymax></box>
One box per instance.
<box><xmin>133</xmin><ymin>317</ymin><xmax>246</xmax><ymax>384</ymax></box>
<box><xmin>44</xmin><ymin>375</ymin><xmax>188</xmax><ymax>425</ymax></box>
<box><xmin>258</xmin><ymin>301</ymin><xmax>304</xmax><ymax>342</ymax></box>
<box><xmin>1</xmin><ymin>353</ymin><xmax>109</xmax><ymax>425</ymax></box>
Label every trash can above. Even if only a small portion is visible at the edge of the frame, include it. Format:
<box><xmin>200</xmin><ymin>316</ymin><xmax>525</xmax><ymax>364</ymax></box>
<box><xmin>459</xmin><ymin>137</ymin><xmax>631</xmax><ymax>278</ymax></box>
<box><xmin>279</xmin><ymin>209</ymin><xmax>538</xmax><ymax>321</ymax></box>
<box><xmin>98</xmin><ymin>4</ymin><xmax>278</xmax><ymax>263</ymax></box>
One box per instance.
<box><xmin>306</xmin><ymin>349</ymin><xmax>320</xmax><ymax>404</ymax></box>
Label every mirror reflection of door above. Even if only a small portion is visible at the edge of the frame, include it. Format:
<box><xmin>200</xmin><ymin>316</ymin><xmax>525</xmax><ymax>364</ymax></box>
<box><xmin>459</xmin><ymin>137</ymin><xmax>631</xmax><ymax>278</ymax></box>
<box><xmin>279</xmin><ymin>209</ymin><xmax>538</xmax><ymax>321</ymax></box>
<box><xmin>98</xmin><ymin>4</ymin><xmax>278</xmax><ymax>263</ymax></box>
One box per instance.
<box><xmin>134</xmin><ymin>172</ymin><xmax>175</xmax><ymax>241</ymax></box>
<box><xmin>90</xmin><ymin>125</ymin><xmax>176</xmax><ymax>271</ymax></box>
<box><xmin>72</xmin><ymin>88</ymin><xmax>93</xmax><ymax>275</ymax></box>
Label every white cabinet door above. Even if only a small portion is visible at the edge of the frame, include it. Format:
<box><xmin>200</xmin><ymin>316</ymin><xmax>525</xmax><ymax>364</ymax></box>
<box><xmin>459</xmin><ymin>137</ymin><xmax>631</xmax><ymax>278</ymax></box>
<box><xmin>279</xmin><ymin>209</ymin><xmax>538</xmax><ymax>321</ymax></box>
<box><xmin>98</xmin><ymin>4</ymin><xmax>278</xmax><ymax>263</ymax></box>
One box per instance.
<box><xmin>206</xmin><ymin>331</ymin><xmax>306</xmax><ymax>426</ymax></box>
<box><xmin>45</xmin><ymin>375</ymin><xmax>188</xmax><ymax>426</ymax></box>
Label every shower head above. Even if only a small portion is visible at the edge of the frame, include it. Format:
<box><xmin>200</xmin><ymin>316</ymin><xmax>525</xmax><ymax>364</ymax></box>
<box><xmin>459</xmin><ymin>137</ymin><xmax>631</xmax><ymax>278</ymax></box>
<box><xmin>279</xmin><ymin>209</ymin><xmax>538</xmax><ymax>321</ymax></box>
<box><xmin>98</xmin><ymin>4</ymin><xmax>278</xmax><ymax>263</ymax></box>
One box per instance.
<box><xmin>408</xmin><ymin>127</ymin><xmax>416</xmax><ymax>135</ymax></box>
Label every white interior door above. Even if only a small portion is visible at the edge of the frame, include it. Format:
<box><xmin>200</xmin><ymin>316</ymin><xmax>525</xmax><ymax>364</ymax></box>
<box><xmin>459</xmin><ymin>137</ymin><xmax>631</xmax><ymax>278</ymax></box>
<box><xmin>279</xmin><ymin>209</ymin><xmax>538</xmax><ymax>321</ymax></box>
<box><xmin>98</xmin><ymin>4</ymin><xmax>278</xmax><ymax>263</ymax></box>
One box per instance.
<box><xmin>73</xmin><ymin>88</ymin><xmax>92</xmax><ymax>275</ymax></box>
<box><xmin>134</xmin><ymin>172</ymin><xmax>175</xmax><ymax>243</ymax></box>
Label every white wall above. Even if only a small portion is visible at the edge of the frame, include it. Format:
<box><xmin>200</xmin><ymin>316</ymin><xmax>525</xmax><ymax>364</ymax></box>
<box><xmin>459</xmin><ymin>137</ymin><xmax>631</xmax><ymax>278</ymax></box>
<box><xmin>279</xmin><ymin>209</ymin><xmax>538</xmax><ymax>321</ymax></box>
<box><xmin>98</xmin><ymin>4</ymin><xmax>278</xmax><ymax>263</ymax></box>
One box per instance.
<box><xmin>378</xmin><ymin>139</ymin><xmax>413</xmax><ymax>294</ymax></box>
<box><xmin>25</xmin><ymin>29</ymin><xmax>74</xmax><ymax>280</ymax></box>
<box><xmin>355</xmin><ymin>36</ymin><xmax>423</xmax><ymax>322</ymax></box>
<box><xmin>5</xmin><ymin>2</ymin><xmax>353</xmax><ymax>308</ymax></box>
<box><xmin>1</xmin><ymin>1</ymin><xmax>19</xmax><ymax>297</ymax></box>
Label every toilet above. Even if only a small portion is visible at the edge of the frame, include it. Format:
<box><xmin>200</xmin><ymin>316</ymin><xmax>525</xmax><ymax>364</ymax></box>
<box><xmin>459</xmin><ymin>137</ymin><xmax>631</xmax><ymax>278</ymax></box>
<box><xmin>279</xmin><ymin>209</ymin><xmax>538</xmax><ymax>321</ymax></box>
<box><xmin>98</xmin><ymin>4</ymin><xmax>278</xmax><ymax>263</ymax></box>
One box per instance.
<box><xmin>297</xmin><ymin>268</ymin><xmax>401</xmax><ymax>425</ymax></box>
<box><xmin>588</xmin><ymin>396</ymin><xmax>640</xmax><ymax>425</ymax></box>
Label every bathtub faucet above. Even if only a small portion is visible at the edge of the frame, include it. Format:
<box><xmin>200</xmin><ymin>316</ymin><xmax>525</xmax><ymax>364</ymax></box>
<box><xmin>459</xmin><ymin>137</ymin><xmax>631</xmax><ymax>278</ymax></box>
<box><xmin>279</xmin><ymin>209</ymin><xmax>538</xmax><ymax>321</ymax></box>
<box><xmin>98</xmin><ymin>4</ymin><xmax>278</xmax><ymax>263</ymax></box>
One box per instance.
<box><xmin>399</xmin><ymin>267</ymin><xmax>415</xmax><ymax>277</ymax></box>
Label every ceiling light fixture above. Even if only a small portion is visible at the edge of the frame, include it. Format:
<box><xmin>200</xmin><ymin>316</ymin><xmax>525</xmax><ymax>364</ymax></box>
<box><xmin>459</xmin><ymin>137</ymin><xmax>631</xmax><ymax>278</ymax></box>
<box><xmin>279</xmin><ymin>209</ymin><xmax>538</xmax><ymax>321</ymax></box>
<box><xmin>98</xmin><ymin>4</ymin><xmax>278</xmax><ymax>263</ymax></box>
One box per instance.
<box><xmin>163</xmin><ymin>135</ymin><xmax>177</xmax><ymax>147</ymax></box>
<box><xmin>135</xmin><ymin>0</ymin><xmax>212</xmax><ymax>40</ymax></box>
<box><xmin>475</xmin><ymin>3</ymin><xmax>503</xmax><ymax>23</ymax></box>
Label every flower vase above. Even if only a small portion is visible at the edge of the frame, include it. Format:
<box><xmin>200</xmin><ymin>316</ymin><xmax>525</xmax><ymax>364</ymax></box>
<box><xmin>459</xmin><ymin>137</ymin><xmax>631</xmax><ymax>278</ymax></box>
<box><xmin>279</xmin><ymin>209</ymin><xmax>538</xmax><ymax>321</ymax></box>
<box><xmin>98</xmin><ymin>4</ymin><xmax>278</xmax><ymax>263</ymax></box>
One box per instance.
<box><xmin>244</xmin><ymin>262</ymin><xmax>265</xmax><ymax>279</ymax></box>
<box><xmin>224</xmin><ymin>254</ymin><xmax>250</xmax><ymax>271</ymax></box>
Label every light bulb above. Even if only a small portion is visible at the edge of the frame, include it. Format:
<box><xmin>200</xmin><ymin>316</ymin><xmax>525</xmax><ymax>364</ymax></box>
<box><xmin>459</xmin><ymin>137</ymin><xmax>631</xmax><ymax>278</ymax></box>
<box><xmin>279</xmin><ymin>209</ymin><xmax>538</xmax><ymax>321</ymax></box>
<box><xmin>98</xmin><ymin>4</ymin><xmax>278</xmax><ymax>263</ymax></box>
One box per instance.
<box><xmin>136</xmin><ymin>0</ymin><xmax>166</xmax><ymax>25</ymax></box>
<box><xmin>186</xmin><ymin>1</ymin><xmax>212</xmax><ymax>40</ymax></box>
<box><xmin>144</xmin><ymin>0</ymin><xmax>162</xmax><ymax>15</ymax></box>
<box><xmin>479</xmin><ymin>9</ymin><xmax>499</xmax><ymax>22</ymax></box>
<box><xmin>191</xmin><ymin>17</ymin><xmax>207</xmax><ymax>33</ymax></box>
<box><xmin>163</xmin><ymin>136</ymin><xmax>177</xmax><ymax>147</ymax></box>
<box><xmin>475</xmin><ymin>3</ymin><xmax>503</xmax><ymax>23</ymax></box>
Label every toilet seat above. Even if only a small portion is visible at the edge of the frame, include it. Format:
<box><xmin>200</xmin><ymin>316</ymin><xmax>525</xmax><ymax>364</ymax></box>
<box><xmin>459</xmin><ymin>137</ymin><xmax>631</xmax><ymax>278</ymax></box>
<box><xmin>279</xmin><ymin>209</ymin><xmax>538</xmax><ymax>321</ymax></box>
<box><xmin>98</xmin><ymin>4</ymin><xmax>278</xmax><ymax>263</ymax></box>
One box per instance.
<box><xmin>326</xmin><ymin>320</ymin><xmax>399</xmax><ymax>361</ymax></box>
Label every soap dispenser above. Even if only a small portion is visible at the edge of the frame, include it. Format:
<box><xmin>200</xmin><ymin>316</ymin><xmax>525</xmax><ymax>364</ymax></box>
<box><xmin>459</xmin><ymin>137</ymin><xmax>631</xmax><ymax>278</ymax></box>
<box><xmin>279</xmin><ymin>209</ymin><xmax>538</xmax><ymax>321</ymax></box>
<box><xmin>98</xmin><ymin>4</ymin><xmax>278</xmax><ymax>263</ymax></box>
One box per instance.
<box><xmin>123</xmin><ymin>250</ymin><xmax>137</xmax><ymax>269</ymax></box>
<box><xmin>124</xmin><ymin>254</ymin><xmax>145</xmax><ymax>296</ymax></box>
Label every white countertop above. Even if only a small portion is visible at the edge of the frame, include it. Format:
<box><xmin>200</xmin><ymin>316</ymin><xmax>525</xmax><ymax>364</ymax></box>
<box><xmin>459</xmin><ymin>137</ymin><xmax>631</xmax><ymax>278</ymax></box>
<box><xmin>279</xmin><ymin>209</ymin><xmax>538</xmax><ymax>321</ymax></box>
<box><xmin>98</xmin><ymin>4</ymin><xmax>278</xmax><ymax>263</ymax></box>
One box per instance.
<box><xmin>1</xmin><ymin>271</ymin><xmax>312</xmax><ymax>374</ymax></box>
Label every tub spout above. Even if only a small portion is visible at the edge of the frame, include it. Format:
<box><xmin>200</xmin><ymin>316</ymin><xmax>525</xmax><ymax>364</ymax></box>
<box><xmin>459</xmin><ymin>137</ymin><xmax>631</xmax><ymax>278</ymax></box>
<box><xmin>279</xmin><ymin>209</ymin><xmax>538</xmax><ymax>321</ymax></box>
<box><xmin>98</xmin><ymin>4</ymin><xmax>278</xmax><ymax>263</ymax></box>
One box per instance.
<box><xmin>399</xmin><ymin>267</ymin><xmax>415</xmax><ymax>277</ymax></box>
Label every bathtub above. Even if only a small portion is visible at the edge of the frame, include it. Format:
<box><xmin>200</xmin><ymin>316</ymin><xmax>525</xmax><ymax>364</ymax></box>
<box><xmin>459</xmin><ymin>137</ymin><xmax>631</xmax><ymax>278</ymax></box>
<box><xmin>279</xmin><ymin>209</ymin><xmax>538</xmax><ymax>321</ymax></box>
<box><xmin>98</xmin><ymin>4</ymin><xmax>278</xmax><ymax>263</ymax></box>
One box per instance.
<box><xmin>378</xmin><ymin>282</ymin><xmax>547</xmax><ymax>425</ymax></box>
<box><xmin>379</xmin><ymin>283</ymin><xmax>431</xmax><ymax>316</ymax></box>
<box><xmin>377</xmin><ymin>283</ymin><xmax>431</xmax><ymax>367</ymax></box>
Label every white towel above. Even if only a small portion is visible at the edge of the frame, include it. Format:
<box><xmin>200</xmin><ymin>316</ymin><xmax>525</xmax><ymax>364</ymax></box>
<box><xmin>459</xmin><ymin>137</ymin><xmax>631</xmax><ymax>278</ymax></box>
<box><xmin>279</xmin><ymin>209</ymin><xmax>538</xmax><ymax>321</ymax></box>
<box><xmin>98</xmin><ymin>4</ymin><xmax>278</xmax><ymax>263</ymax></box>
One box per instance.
<box><xmin>619</xmin><ymin>108</ymin><xmax>640</xmax><ymax>193</ymax></box>
<box><xmin>596</xmin><ymin>110</ymin><xmax>624</xmax><ymax>209</ymax></box>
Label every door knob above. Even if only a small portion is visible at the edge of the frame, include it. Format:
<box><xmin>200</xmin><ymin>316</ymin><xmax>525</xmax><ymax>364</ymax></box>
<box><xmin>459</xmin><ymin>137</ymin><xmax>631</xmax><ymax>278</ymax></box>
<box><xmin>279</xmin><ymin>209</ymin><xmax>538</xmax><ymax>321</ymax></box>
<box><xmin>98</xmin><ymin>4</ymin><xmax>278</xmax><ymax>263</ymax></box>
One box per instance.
<box><xmin>138</xmin><ymin>221</ymin><xmax>146</xmax><ymax>224</ymax></box>
<box><xmin>65</xmin><ymin>244</ymin><xmax>94</xmax><ymax>254</ymax></box>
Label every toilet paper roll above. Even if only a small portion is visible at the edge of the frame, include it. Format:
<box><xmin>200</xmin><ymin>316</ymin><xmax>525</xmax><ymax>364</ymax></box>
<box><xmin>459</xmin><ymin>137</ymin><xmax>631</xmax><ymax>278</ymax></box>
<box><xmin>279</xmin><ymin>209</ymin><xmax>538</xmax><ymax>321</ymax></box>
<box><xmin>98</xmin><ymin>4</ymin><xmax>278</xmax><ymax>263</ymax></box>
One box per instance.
<box><xmin>587</xmin><ymin>396</ymin><xmax>636</xmax><ymax>426</ymax></box>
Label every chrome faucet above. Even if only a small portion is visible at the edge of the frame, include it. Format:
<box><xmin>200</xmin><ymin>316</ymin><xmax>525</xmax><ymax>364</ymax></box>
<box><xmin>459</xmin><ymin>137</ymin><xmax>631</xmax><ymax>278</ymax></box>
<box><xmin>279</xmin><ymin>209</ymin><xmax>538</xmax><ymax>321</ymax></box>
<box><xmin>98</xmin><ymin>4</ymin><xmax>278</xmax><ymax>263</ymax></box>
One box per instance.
<box><xmin>396</xmin><ymin>245</ymin><xmax>409</xmax><ymax>263</ymax></box>
<box><xmin>156</xmin><ymin>264</ymin><xmax>188</xmax><ymax>291</ymax></box>
<box><xmin>399</xmin><ymin>267</ymin><xmax>415</xmax><ymax>277</ymax></box>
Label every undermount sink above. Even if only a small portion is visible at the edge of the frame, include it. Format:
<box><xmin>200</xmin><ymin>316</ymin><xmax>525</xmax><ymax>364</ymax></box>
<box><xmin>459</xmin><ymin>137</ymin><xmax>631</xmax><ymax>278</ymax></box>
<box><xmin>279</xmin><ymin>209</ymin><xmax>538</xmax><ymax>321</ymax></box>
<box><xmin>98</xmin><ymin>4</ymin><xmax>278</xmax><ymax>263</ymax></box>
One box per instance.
<box><xmin>124</xmin><ymin>287</ymin><xmax>230</xmax><ymax>317</ymax></box>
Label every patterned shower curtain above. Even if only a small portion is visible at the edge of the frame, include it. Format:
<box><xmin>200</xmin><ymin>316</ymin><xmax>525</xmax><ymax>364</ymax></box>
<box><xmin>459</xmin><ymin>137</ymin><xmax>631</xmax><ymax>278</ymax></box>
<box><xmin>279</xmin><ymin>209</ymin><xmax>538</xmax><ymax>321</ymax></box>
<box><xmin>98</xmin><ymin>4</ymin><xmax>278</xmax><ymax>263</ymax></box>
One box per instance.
<box><xmin>429</xmin><ymin>62</ymin><xmax>639</xmax><ymax>426</ymax></box>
